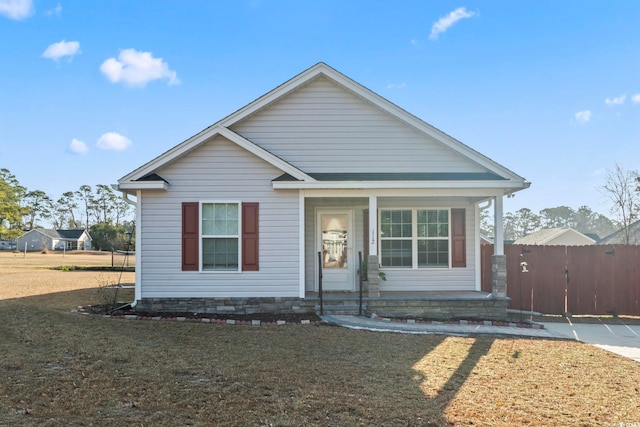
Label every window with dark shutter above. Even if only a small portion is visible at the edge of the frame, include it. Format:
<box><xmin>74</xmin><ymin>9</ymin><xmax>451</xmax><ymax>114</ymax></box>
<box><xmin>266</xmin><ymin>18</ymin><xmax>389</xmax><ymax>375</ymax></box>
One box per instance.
<box><xmin>451</xmin><ymin>208</ymin><xmax>466</xmax><ymax>268</ymax></box>
<box><xmin>183</xmin><ymin>201</ymin><xmax>260</xmax><ymax>272</ymax></box>
<box><xmin>242</xmin><ymin>202</ymin><xmax>259</xmax><ymax>271</ymax></box>
<box><xmin>182</xmin><ymin>202</ymin><xmax>199</xmax><ymax>271</ymax></box>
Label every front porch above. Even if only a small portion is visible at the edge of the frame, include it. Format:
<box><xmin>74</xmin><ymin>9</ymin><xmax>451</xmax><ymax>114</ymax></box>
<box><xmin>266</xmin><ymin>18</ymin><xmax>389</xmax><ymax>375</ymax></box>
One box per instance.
<box><xmin>305</xmin><ymin>290</ymin><xmax>510</xmax><ymax>320</ymax></box>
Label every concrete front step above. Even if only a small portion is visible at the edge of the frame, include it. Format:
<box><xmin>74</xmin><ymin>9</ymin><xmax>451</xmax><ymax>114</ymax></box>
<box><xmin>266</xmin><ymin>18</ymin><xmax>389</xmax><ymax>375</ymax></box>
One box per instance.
<box><xmin>314</xmin><ymin>304</ymin><xmax>365</xmax><ymax>315</ymax></box>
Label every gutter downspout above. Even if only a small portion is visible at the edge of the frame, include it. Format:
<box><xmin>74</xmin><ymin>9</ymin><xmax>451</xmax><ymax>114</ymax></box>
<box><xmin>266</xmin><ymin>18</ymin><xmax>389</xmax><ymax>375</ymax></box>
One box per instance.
<box><xmin>112</xmin><ymin>185</ymin><xmax>139</xmax><ymax>308</ymax></box>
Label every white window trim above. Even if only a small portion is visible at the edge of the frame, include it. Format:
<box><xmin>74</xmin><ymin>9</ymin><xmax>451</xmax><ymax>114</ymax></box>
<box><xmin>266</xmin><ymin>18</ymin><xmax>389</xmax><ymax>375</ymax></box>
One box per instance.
<box><xmin>378</xmin><ymin>207</ymin><xmax>452</xmax><ymax>270</ymax></box>
<box><xmin>200</xmin><ymin>200</ymin><xmax>242</xmax><ymax>273</ymax></box>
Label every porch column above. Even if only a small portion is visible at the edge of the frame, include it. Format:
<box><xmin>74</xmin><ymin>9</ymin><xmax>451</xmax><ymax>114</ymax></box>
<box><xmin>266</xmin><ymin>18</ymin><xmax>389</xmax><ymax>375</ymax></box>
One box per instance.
<box><xmin>492</xmin><ymin>195</ymin><xmax>507</xmax><ymax>298</ymax></box>
<box><xmin>493</xmin><ymin>195</ymin><xmax>504</xmax><ymax>256</ymax></box>
<box><xmin>367</xmin><ymin>196</ymin><xmax>380</xmax><ymax>297</ymax></box>
<box><xmin>368</xmin><ymin>196</ymin><xmax>377</xmax><ymax>256</ymax></box>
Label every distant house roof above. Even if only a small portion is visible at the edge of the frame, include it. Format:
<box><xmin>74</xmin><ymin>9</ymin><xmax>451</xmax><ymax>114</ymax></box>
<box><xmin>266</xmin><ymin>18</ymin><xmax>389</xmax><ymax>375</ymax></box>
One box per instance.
<box><xmin>57</xmin><ymin>229</ymin><xmax>88</xmax><ymax>239</ymax></box>
<box><xmin>598</xmin><ymin>220</ymin><xmax>640</xmax><ymax>244</ymax></box>
<box><xmin>514</xmin><ymin>228</ymin><xmax>596</xmax><ymax>246</ymax></box>
<box><xmin>22</xmin><ymin>229</ymin><xmax>89</xmax><ymax>240</ymax></box>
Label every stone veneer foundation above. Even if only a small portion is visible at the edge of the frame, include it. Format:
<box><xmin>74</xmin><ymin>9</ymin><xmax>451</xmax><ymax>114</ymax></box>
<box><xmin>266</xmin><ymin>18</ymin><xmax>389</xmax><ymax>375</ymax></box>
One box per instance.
<box><xmin>135</xmin><ymin>295</ymin><xmax>510</xmax><ymax>320</ymax></box>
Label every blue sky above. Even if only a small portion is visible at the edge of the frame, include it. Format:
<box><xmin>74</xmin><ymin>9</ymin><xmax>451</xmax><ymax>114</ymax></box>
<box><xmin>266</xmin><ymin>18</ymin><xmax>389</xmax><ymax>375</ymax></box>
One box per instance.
<box><xmin>1</xmin><ymin>0</ymin><xmax>639</xmax><ymax>217</ymax></box>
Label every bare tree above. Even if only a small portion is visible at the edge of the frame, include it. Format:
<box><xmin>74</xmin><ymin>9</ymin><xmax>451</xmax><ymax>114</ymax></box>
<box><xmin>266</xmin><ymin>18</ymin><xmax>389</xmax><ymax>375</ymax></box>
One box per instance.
<box><xmin>600</xmin><ymin>164</ymin><xmax>640</xmax><ymax>244</ymax></box>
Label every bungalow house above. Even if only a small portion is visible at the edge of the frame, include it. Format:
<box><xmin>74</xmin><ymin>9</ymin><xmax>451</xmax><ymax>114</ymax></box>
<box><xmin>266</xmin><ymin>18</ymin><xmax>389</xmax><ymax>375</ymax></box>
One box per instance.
<box><xmin>115</xmin><ymin>63</ymin><xmax>530</xmax><ymax>319</ymax></box>
<box><xmin>514</xmin><ymin>227</ymin><xmax>596</xmax><ymax>246</ymax></box>
<box><xmin>17</xmin><ymin>229</ymin><xmax>92</xmax><ymax>252</ymax></box>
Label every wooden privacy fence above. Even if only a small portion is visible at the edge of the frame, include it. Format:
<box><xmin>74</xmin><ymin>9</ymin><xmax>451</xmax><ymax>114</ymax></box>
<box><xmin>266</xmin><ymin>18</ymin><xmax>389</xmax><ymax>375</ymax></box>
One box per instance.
<box><xmin>481</xmin><ymin>244</ymin><xmax>640</xmax><ymax>316</ymax></box>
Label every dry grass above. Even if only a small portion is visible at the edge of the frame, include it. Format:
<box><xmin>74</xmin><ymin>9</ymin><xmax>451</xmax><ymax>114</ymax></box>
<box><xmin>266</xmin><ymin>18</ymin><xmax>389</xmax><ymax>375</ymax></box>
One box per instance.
<box><xmin>1</xmin><ymin>252</ymin><xmax>640</xmax><ymax>426</ymax></box>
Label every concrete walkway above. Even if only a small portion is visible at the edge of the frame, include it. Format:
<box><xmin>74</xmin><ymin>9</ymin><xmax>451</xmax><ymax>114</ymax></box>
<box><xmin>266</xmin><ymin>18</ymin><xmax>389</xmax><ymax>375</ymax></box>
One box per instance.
<box><xmin>321</xmin><ymin>315</ymin><xmax>640</xmax><ymax>363</ymax></box>
<box><xmin>542</xmin><ymin>321</ymin><xmax>640</xmax><ymax>363</ymax></box>
<box><xmin>321</xmin><ymin>315</ymin><xmax>565</xmax><ymax>339</ymax></box>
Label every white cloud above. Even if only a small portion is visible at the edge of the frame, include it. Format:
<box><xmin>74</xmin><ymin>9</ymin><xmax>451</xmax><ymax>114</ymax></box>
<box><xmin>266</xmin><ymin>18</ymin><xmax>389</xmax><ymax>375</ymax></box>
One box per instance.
<box><xmin>100</xmin><ymin>48</ymin><xmax>180</xmax><ymax>88</ymax></box>
<box><xmin>0</xmin><ymin>0</ymin><xmax>33</xmax><ymax>20</ymax></box>
<box><xmin>575</xmin><ymin>110</ymin><xmax>592</xmax><ymax>123</ymax></box>
<box><xmin>387</xmin><ymin>82</ymin><xmax>407</xmax><ymax>89</ymax></box>
<box><xmin>69</xmin><ymin>138</ymin><xmax>89</xmax><ymax>154</ymax></box>
<box><xmin>45</xmin><ymin>3</ymin><xmax>62</xmax><ymax>16</ymax></box>
<box><xmin>97</xmin><ymin>132</ymin><xmax>132</xmax><ymax>151</ymax></box>
<box><xmin>429</xmin><ymin>7</ymin><xmax>476</xmax><ymax>40</ymax></box>
<box><xmin>631</xmin><ymin>93</ymin><xmax>640</xmax><ymax>104</ymax></box>
<box><xmin>42</xmin><ymin>40</ymin><xmax>80</xmax><ymax>61</ymax></box>
<box><xmin>605</xmin><ymin>94</ymin><xmax>626</xmax><ymax>106</ymax></box>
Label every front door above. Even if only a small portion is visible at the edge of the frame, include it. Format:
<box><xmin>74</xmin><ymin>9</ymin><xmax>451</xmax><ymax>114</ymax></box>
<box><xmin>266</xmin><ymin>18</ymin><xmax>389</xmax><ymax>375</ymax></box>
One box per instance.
<box><xmin>317</xmin><ymin>210</ymin><xmax>354</xmax><ymax>291</ymax></box>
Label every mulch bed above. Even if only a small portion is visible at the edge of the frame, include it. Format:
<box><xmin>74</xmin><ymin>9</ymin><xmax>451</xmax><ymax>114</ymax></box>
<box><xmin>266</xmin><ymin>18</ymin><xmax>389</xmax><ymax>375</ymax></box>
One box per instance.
<box><xmin>78</xmin><ymin>304</ymin><xmax>324</xmax><ymax>325</ymax></box>
<box><xmin>77</xmin><ymin>304</ymin><xmax>545</xmax><ymax>328</ymax></box>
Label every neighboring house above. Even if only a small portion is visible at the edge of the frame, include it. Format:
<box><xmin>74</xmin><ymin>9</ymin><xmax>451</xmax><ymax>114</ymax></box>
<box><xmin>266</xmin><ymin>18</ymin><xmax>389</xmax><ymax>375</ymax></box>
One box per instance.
<box><xmin>0</xmin><ymin>240</ymin><xmax>16</xmax><ymax>250</ymax></box>
<box><xmin>514</xmin><ymin>228</ymin><xmax>596</xmax><ymax>246</ymax></box>
<box><xmin>115</xmin><ymin>62</ymin><xmax>530</xmax><ymax>319</ymax></box>
<box><xmin>17</xmin><ymin>229</ymin><xmax>92</xmax><ymax>252</ymax></box>
<box><xmin>598</xmin><ymin>220</ymin><xmax>640</xmax><ymax>245</ymax></box>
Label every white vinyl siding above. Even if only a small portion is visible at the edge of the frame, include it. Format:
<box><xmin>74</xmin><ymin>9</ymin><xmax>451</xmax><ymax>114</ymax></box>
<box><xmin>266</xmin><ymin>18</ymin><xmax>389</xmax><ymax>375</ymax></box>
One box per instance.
<box><xmin>138</xmin><ymin>135</ymin><xmax>300</xmax><ymax>298</ymax></box>
<box><xmin>231</xmin><ymin>76</ymin><xmax>490</xmax><ymax>175</ymax></box>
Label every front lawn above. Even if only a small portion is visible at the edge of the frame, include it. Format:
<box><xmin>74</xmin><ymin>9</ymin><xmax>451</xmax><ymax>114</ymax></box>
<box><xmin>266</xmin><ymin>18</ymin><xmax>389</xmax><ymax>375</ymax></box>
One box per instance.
<box><xmin>1</xmin><ymin>252</ymin><xmax>639</xmax><ymax>426</ymax></box>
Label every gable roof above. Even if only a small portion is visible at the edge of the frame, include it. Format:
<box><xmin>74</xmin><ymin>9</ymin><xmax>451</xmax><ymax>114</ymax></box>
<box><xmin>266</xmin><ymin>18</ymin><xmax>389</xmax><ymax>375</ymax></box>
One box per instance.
<box><xmin>118</xmin><ymin>62</ymin><xmax>529</xmax><ymax>193</ymax></box>
<box><xmin>514</xmin><ymin>228</ymin><xmax>596</xmax><ymax>245</ymax></box>
<box><xmin>20</xmin><ymin>229</ymin><xmax>89</xmax><ymax>240</ymax></box>
<box><xmin>598</xmin><ymin>219</ymin><xmax>640</xmax><ymax>244</ymax></box>
<box><xmin>117</xmin><ymin>126</ymin><xmax>314</xmax><ymax>191</ymax></box>
<box><xmin>57</xmin><ymin>229</ymin><xmax>88</xmax><ymax>239</ymax></box>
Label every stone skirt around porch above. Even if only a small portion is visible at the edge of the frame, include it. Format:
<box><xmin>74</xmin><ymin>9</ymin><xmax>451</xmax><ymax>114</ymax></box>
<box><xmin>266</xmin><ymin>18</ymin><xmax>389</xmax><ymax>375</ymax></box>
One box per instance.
<box><xmin>305</xmin><ymin>291</ymin><xmax>511</xmax><ymax>321</ymax></box>
<box><xmin>134</xmin><ymin>291</ymin><xmax>510</xmax><ymax>321</ymax></box>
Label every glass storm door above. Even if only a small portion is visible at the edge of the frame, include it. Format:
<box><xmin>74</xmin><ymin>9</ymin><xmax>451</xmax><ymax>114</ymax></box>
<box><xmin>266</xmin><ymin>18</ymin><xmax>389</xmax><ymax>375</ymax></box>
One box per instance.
<box><xmin>317</xmin><ymin>210</ymin><xmax>354</xmax><ymax>291</ymax></box>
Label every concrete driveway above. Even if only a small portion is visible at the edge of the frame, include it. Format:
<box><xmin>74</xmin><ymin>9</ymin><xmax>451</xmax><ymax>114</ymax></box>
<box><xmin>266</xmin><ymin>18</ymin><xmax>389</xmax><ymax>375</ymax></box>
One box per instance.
<box><xmin>543</xmin><ymin>320</ymin><xmax>640</xmax><ymax>363</ymax></box>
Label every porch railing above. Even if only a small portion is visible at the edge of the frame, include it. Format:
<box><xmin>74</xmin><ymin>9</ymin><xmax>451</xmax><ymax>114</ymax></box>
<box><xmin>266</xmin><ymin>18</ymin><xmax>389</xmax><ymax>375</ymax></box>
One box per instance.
<box><xmin>317</xmin><ymin>251</ymin><xmax>323</xmax><ymax>315</ymax></box>
<box><xmin>358</xmin><ymin>251</ymin><xmax>364</xmax><ymax>316</ymax></box>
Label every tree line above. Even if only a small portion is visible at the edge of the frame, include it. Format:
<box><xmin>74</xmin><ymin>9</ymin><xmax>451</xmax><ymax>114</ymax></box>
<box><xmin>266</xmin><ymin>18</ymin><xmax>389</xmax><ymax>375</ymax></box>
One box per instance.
<box><xmin>481</xmin><ymin>205</ymin><xmax>617</xmax><ymax>241</ymax></box>
<box><xmin>481</xmin><ymin>164</ymin><xmax>640</xmax><ymax>242</ymax></box>
<box><xmin>0</xmin><ymin>168</ymin><xmax>133</xmax><ymax>250</ymax></box>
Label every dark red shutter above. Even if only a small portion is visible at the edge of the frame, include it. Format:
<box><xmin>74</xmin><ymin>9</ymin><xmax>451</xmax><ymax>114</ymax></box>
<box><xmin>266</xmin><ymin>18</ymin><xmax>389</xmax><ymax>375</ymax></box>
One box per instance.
<box><xmin>182</xmin><ymin>202</ymin><xmax>199</xmax><ymax>271</ymax></box>
<box><xmin>451</xmin><ymin>208</ymin><xmax>466</xmax><ymax>268</ymax></box>
<box><xmin>242</xmin><ymin>202</ymin><xmax>259</xmax><ymax>271</ymax></box>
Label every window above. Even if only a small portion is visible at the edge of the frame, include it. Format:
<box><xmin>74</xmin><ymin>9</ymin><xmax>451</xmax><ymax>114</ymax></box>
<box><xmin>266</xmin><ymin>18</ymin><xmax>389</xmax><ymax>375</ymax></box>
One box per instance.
<box><xmin>380</xmin><ymin>210</ymin><xmax>412</xmax><ymax>267</ymax></box>
<box><xmin>417</xmin><ymin>210</ymin><xmax>449</xmax><ymax>267</ymax></box>
<box><xmin>202</xmin><ymin>203</ymin><xmax>239</xmax><ymax>271</ymax></box>
<box><xmin>182</xmin><ymin>201</ymin><xmax>259</xmax><ymax>272</ymax></box>
<box><xmin>380</xmin><ymin>209</ymin><xmax>450</xmax><ymax>268</ymax></box>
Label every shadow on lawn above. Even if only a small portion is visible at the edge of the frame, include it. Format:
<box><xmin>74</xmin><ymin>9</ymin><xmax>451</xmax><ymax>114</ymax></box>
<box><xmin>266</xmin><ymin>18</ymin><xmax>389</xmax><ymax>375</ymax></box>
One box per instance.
<box><xmin>409</xmin><ymin>335</ymin><xmax>496</xmax><ymax>425</ymax></box>
<box><xmin>1</xmin><ymin>288</ymin><xmax>501</xmax><ymax>426</ymax></box>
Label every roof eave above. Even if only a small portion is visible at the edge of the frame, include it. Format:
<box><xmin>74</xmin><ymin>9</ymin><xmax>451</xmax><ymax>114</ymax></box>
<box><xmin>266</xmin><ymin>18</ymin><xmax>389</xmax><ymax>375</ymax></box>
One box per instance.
<box><xmin>272</xmin><ymin>180</ymin><xmax>529</xmax><ymax>191</ymax></box>
<box><xmin>116</xmin><ymin>181</ymin><xmax>169</xmax><ymax>191</ymax></box>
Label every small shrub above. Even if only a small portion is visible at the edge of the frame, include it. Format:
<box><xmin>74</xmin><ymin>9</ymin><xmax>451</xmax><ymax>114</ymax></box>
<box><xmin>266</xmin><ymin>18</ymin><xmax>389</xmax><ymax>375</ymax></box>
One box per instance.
<box><xmin>95</xmin><ymin>274</ymin><xmax>125</xmax><ymax>314</ymax></box>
